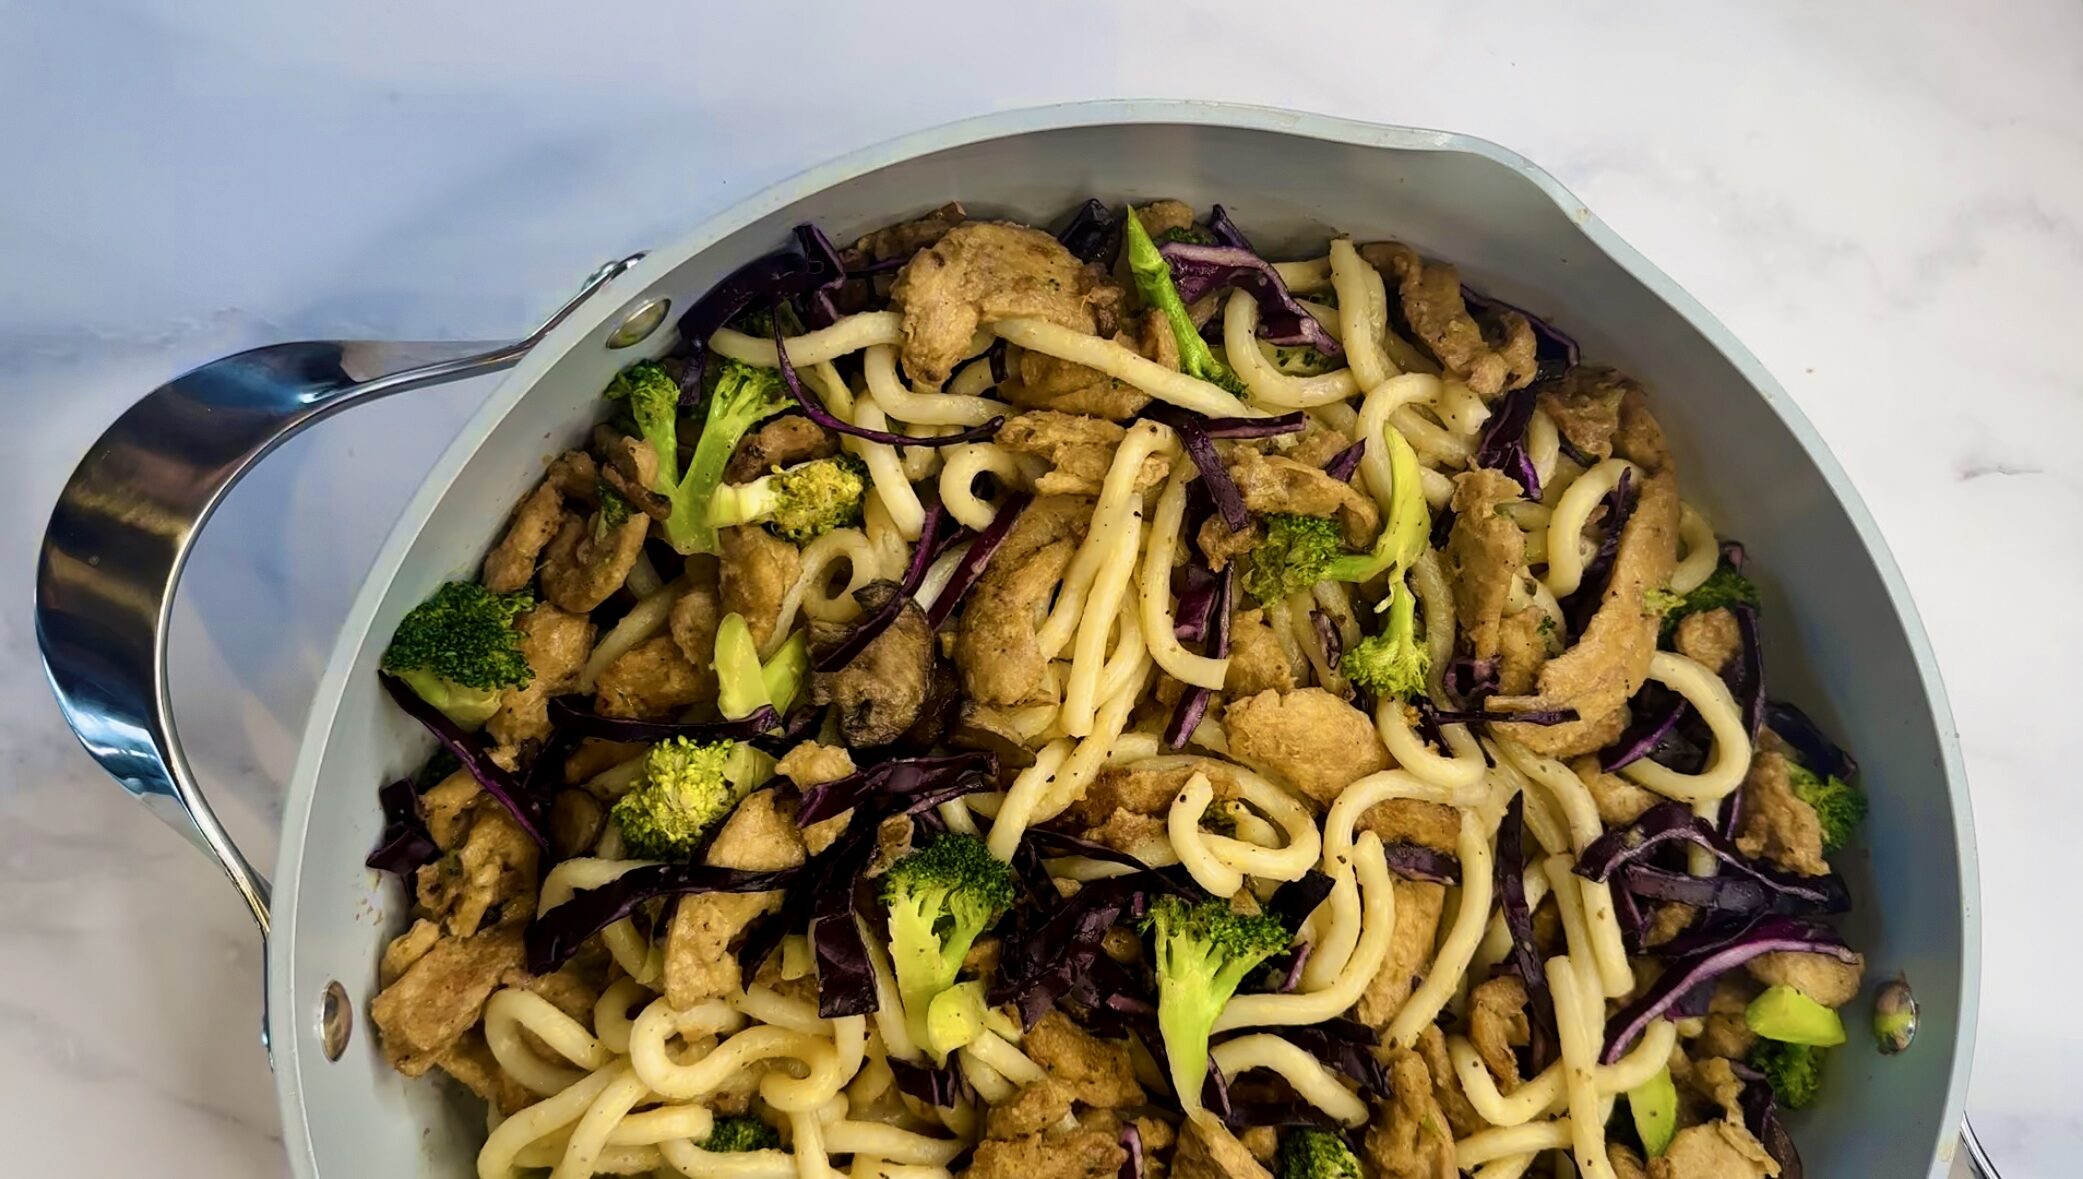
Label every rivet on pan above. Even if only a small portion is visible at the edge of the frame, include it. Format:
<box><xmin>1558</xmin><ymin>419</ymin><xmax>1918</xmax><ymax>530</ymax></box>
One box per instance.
<box><xmin>606</xmin><ymin>296</ymin><xmax>671</xmax><ymax>349</ymax></box>
<box><xmin>319</xmin><ymin>980</ymin><xmax>353</xmax><ymax>1061</ymax></box>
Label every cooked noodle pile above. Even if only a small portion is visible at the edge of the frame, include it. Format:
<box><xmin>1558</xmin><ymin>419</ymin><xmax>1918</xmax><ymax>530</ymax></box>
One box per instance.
<box><xmin>368</xmin><ymin>200</ymin><xmax>1869</xmax><ymax>1179</ymax></box>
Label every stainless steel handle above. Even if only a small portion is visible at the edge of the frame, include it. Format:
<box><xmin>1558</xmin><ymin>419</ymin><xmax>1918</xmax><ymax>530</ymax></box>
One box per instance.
<box><xmin>34</xmin><ymin>254</ymin><xmax>647</xmax><ymax>938</ymax></box>
<box><xmin>1961</xmin><ymin>1116</ymin><xmax>2001</xmax><ymax>1177</ymax></box>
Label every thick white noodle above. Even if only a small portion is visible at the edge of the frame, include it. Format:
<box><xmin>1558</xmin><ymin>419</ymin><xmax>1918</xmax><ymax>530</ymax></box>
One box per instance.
<box><xmin>1273</xmin><ymin>257</ymin><xmax>1332</xmax><ymax>292</ymax></box>
<box><xmin>1388</xmin><ymin>807</ymin><xmax>1495</xmax><ymax>1046</ymax></box>
<box><xmin>1447</xmin><ymin>1019</ymin><xmax>1677</xmax><ymax>1129</ymax></box>
<box><xmin>948</xmin><ymin>353</ymin><xmax>999</xmax><ymax>398</ymax></box>
<box><xmin>1223</xmin><ymin>291</ymin><xmax>1361</xmax><ymax>408</ymax></box>
<box><xmin>659</xmin><ymin>1140</ymin><xmax>797</xmax><ymax>1179</ymax></box>
<box><xmin>1495</xmin><ymin>741</ymin><xmax>1637</xmax><ymax>998</ymax></box>
<box><xmin>485</xmin><ymin>987</ymin><xmax>612</xmax><ymax>1095</ymax></box>
<box><xmin>1301</xmin><ymin>769</ymin><xmax>1473</xmax><ymax>990</ymax></box>
<box><xmin>846</xmin><ymin>399</ymin><xmax>926</xmax><ymax>541</ymax></box>
<box><xmin>774</xmin><ymin>527</ymin><xmax>877</xmax><ymax>642</ymax></box>
<box><xmin>478</xmin><ymin>1061</ymin><xmax>622</xmax><ymax>1179</ymax></box>
<box><xmin>1170</xmin><ymin>772</ymin><xmax>1243</xmax><ymax>896</ymax></box>
<box><xmin>1527</xmin><ymin>408</ymin><xmax>1561</xmax><ymax>491</ymax></box>
<box><xmin>708</xmin><ymin>312</ymin><xmax>902</xmax><ymax>368</ymax></box>
<box><xmin>862</xmin><ymin>344</ymin><xmax>1007</xmax><ymax>426</ymax></box>
<box><xmin>990</xmin><ymin>318</ymin><xmax>1256</xmax><ymax>418</ymax></box>
<box><xmin>592</xmin><ymin>978</ymin><xmax>648</xmax><ymax>1057</ymax></box>
<box><xmin>1038</xmin><ymin>420</ymin><xmax>1176</xmax><ymax>664</ymax></box>
<box><xmin>1210</xmin><ymin>1035</ymin><xmax>1369</xmax><ymax>1125</ymax></box>
<box><xmin>1377</xmin><ymin>700</ymin><xmax>1488</xmax><ymax>794</ymax></box>
<box><xmin>1061</xmin><ymin>483</ymin><xmax>1146</xmax><ymax>736</ymax></box>
<box><xmin>1357</xmin><ymin>374</ymin><xmax>1443</xmax><ymax>514</ymax></box>
<box><xmin>939</xmin><ymin>443</ymin><xmax>1023</xmax><ymax>530</ymax></box>
<box><xmin>1327</xmin><ymin>239</ymin><xmax>1397</xmax><ymax>392</ymax></box>
<box><xmin>1094</xmin><ymin>601</ymin><xmax>1150</xmax><ymax>715</ymax></box>
<box><xmin>1542</xmin><ymin>458</ymin><xmax>1640</xmax><ymax>598</ymax></box>
<box><xmin>1408</xmin><ymin>549</ymin><xmax>1457</xmax><ymax>696</ymax></box>
<box><xmin>1142</xmin><ymin>464</ymin><xmax>1230</xmax><ymax>689</ymax></box>
<box><xmin>1191</xmin><ymin>772</ymin><xmax>1322</xmax><ymax>883</ymax></box>
<box><xmin>985</xmin><ymin>738</ymin><xmax>1077</xmax><ymax>860</ymax></box>
<box><xmin>820</xmin><ymin>1123</ymin><xmax>965</xmax><ymax>1166</ymax></box>
<box><xmin>1543</xmin><ymin>858</ymin><xmax>1608</xmax><ymax>1033</ymax></box>
<box><xmin>1215</xmin><ymin>832</ymin><xmax>1394</xmax><ymax>1030</ymax></box>
<box><xmin>541</xmin><ymin>858</ymin><xmax>662</xmax><ymax>984</ymax></box>
<box><xmin>1619</xmin><ymin>651</ymin><xmax>1755</xmax><ymax>802</ymax></box>
<box><xmin>1671</xmin><ymin>503</ymin><xmax>1720</xmax><ymax>594</ymax></box>
<box><xmin>1548</xmin><ymin>961</ymin><xmax>1617</xmax><ymax>1179</ymax></box>
<box><xmin>552</xmin><ymin>1063</ymin><xmax>650</xmax><ymax>1179</ymax></box>
<box><xmin>1453</xmin><ymin>1119</ymin><xmax>1573</xmax><ymax>1171</ymax></box>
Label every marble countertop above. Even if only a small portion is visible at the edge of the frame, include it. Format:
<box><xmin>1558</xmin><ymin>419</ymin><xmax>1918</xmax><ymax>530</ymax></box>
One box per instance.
<box><xmin>4</xmin><ymin>2</ymin><xmax>2078</xmax><ymax>1174</ymax></box>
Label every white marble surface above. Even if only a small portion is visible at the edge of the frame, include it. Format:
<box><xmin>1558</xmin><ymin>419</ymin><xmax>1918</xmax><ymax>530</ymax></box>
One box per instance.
<box><xmin>3</xmin><ymin>1</ymin><xmax>2078</xmax><ymax>1174</ymax></box>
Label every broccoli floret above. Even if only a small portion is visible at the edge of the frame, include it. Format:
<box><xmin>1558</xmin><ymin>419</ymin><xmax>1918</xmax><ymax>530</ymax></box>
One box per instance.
<box><xmin>610</xmin><ymin>736</ymin><xmax>765</xmax><ymax>861</ymax></box>
<box><xmin>1142</xmin><ymin>894</ymin><xmax>1292</xmax><ymax>1120</ymax></box>
<box><xmin>380</xmin><ymin>581</ymin><xmax>534</xmax><ymax>730</ymax></box>
<box><xmin>706</xmin><ymin>454</ymin><xmax>868</xmax><ymax>543</ymax></box>
<box><xmin>1276</xmin><ymin>1129</ymin><xmax>1361</xmax><ymax>1179</ymax></box>
<box><xmin>699</xmin><ymin>1115</ymin><xmax>780</xmax><ymax>1153</ymax></box>
<box><xmin>1749</xmin><ymin>1040</ymin><xmax>1826</xmax><ymax>1110</ymax></box>
<box><xmin>1123</xmin><ymin>207</ymin><xmax>1246</xmax><ymax>396</ymax></box>
<box><xmin>1657</xmin><ymin>564</ymin><xmax>1761</xmax><ymax>636</ymax></box>
<box><xmin>1243</xmin><ymin>513</ymin><xmax>1343</xmax><ymax>605</ymax></box>
<box><xmin>1155</xmin><ymin>224</ymin><xmax>1218</xmax><ymax>246</ymax></box>
<box><xmin>1788</xmin><ymin>761</ymin><xmax>1866</xmax><ymax>853</ymax></box>
<box><xmin>1341</xmin><ymin>575</ymin><xmax>1429</xmax><ymax>701</ymax></box>
<box><xmin>603</xmin><ymin>360</ymin><xmax>684</xmax><ymax>492</ymax></box>
<box><xmin>1241</xmin><ymin>427</ymin><xmax>1430</xmax><ymax>604</ymax></box>
<box><xmin>879</xmin><ymin>833</ymin><xmax>1017</xmax><ymax>1061</ymax></box>
<box><xmin>730</xmin><ymin>306</ymin><xmax>777</xmax><ymax>339</ymax></box>
<box><xmin>656</xmin><ymin>358</ymin><xmax>793</xmax><ymax>555</ymax></box>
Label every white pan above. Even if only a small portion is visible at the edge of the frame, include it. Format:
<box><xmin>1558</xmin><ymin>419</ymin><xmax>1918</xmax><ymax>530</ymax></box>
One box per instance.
<box><xmin>35</xmin><ymin>101</ymin><xmax>1985</xmax><ymax>1177</ymax></box>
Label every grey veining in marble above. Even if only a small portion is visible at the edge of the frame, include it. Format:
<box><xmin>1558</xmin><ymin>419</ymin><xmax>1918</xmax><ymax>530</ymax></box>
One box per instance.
<box><xmin>3</xmin><ymin>1</ymin><xmax>2079</xmax><ymax>1175</ymax></box>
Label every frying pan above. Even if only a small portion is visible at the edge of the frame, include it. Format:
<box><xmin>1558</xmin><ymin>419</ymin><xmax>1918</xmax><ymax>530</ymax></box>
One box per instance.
<box><xmin>35</xmin><ymin>101</ymin><xmax>1985</xmax><ymax>1177</ymax></box>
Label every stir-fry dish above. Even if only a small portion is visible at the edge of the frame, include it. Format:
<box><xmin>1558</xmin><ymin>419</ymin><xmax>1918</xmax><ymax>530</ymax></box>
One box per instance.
<box><xmin>367</xmin><ymin>200</ymin><xmax>1886</xmax><ymax>1179</ymax></box>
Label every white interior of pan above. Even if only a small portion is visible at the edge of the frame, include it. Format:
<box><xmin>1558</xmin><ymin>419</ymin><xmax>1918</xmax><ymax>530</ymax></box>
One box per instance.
<box><xmin>270</xmin><ymin>105</ymin><xmax>1976</xmax><ymax>1178</ymax></box>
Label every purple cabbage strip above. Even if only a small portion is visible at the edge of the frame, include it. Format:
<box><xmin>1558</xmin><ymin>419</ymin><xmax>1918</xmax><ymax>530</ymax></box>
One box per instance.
<box><xmin>1118</xmin><ymin>1122</ymin><xmax>1144</xmax><ymax>1179</ymax></box>
<box><xmin>889</xmin><ymin>1057</ymin><xmax>966</xmax><ymax>1109</ymax></box>
<box><xmin>1738</xmin><ymin>1069</ymin><xmax>1806</xmax><ymax>1179</ymax></box>
<box><xmin>1021</xmin><ymin>827</ymin><xmax>1174</xmax><ymax>876</ymax></box>
<box><xmin>672</xmin><ymin>229</ymin><xmax>839</xmax><ymax>401</ymax></box>
<box><xmin>526</xmin><ymin>858</ymin><xmax>805</xmax><ymax>973</ymax></box>
<box><xmin>1430</xmin><ymin>703</ymin><xmax>1580</xmax><ymax>727</ymax></box>
<box><xmin>1382</xmin><ymin>841</ymin><xmax>1461</xmax><ymax>884</ymax></box>
<box><xmin>1265</xmin><ymin>870</ymin><xmax>1336</xmax><ymax>929</ymax></box>
<box><xmin>794</xmin><ymin>223</ymin><xmax>848</xmax><ymax>330</ymax></box>
<box><xmin>366</xmin><ymin>778</ymin><xmax>437</xmax><ymax>877</ymax></box>
<box><xmin>1205</xmin><ymin>204</ymin><xmax>1251</xmax><ymax>251</ymax></box>
<box><xmin>1458</xmin><ymin>284</ymin><xmax>1579</xmax><ymax>380</ymax></box>
<box><xmin>1442</xmin><ymin>655</ymin><xmax>1499</xmax><ymax>709</ymax></box>
<box><xmin>924</xmin><ymin>492</ymin><xmax>1031</xmax><ymax>630</ymax></box>
<box><xmin>1599</xmin><ymin>683</ymin><xmax>1689</xmax><ymax>772</ymax></box>
<box><xmin>1274</xmin><ymin>943</ymin><xmax>1313</xmax><ymax>994</ymax></box>
<box><xmin>547</xmin><ymin>695</ymin><xmax>781</xmax><ymax>746</ymax></box>
<box><xmin>771</xmin><ymin>318</ymin><xmax>1003</xmax><ymax>449</ymax></box>
<box><xmin>794</xmin><ymin>751</ymin><xmax>1000</xmax><ymax>826</ymax></box>
<box><xmin>1575</xmin><ymin>801</ymin><xmax>1850</xmax><ymax>915</ymax></box>
<box><xmin>1323</xmin><ymin>441</ymin><xmax>1364</xmax><ymax>483</ymax></box>
<box><xmin>1764</xmin><ymin>699</ymin><xmax>1859</xmax><ymax>781</ymax></box>
<box><xmin>1311</xmin><ymin>611</ymin><xmax>1343</xmax><ymax>676</ymax></box>
<box><xmin>1472</xmin><ymin>386</ymin><xmax>1543</xmax><ymax>499</ymax></box>
<box><xmin>1172</xmin><ymin>565</ymin><xmax>1221</xmax><ymax>644</ymax></box>
<box><xmin>813</xmin><ymin>500</ymin><xmax>956</xmax><ymax>673</ymax></box>
<box><xmin>1157</xmin><ymin>241</ymin><xmax>1344</xmax><ymax>357</ymax></box>
<box><xmin>808</xmin><ymin>837</ymin><xmax>881</xmax><ymax>1017</ymax></box>
<box><xmin>1600</xmin><ymin>915</ymin><xmax>1857</xmax><ymax>1063</ymax></box>
<box><xmin>1058</xmin><ymin>198</ymin><xmax>1119</xmax><ymax>265</ymax></box>
<box><xmin>1495</xmin><ymin>794</ymin><xmax>1550</xmax><ymax>1002</ymax></box>
<box><xmin>1166</xmin><ymin>566</ymin><xmax>1233</xmax><ymax>748</ymax></box>
<box><xmin>1169</xmin><ymin>410</ymin><xmax>1309</xmax><ymax>439</ymax></box>
<box><xmin>380</xmin><ymin>673</ymin><xmax>546</xmax><ymax>847</ymax></box>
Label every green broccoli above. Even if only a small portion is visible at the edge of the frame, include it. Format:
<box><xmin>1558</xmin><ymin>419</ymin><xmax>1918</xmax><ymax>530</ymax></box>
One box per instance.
<box><xmin>1243</xmin><ymin>426</ymin><xmax>1430</xmax><ymax>605</ymax></box>
<box><xmin>1749</xmin><ymin>1040</ymin><xmax>1826</xmax><ymax>1110</ymax></box>
<box><xmin>1341</xmin><ymin>575</ymin><xmax>1429</xmax><ymax>701</ymax></box>
<box><xmin>706</xmin><ymin>454</ymin><xmax>869</xmax><ymax>544</ymax></box>
<box><xmin>602</xmin><ymin>356</ymin><xmax>791</xmax><ymax>556</ymax></box>
<box><xmin>380</xmin><ymin>581</ymin><xmax>535</xmax><ymax>730</ymax></box>
<box><xmin>1276</xmin><ymin>1129</ymin><xmax>1361</xmax><ymax>1179</ymax></box>
<box><xmin>610</xmin><ymin>736</ymin><xmax>767</xmax><ymax>861</ymax></box>
<box><xmin>1788</xmin><ymin>760</ymin><xmax>1866</xmax><ymax>853</ymax></box>
<box><xmin>879</xmin><ymin>833</ymin><xmax>1017</xmax><ymax>1062</ymax></box>
<box><xmin>698</xmin><ymin>1115</ymin><xmax>780</xmax><ymax>1153</ymax></box>
<box><xmin>1657</xmin><ymin>564</ymin><xmax>1762</xmax><ymax>636</ymax></box>
<box><xmin>603</xmin><ymin>360</ymin><xmax>684</xmax><ymax>492</ymax></box>
<box><xmin>1123</xmin><ymin>207</ymin><xmax>1246</xmax><ymax>396</ymax></box>
<box><xmin>1155</xmin><ymin>224</ymin><xmax>1218</xmax><ymax>246</ymax></box>
<box><xmin>1242</xmin><ymin>513</ymin><xmax>1342</xmax><ymax>604</ymax></box>
<box><xmin>1142</xmin><ymin>894</ymin><xmax>1292</xmax><ymax>1120</ymax></box>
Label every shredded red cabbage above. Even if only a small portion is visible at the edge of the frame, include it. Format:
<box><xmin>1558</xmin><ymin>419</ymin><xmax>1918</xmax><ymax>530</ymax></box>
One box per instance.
<box><xmin>1600</xmin><ymin>915</ymin><xmax>1857</xmax><ymax>1063</ymax></box>
<box><xmin>1764</xmin><ymin>699</ymin><xmax>1859</xmax><ymax>781</ymax></box>
<box><xmin>924</xmin><ymin>492</ymin><xmax>1030</xmax><ymax>630</ymax></box>
<box><xmin>1459</xmin><ymin>284</ymin><xmax>1579</xmax><ymax>382</ymax></box>
<box><xmin>1166</xmin><ymin>411</ymin><xmax>1308</xmax><ymax>439</ymax></box>
<box><xmin>1172</xmin><ymin>565</ymin><xmax>1221</xmax><ymax>644</ymax></box>
<box><xmin>794</xmin><ymin>751</ymin><xmax>1000</xmax><ymax>825</ymax></box>
<box><xmin>379</xmin><ymin>673</ymin><xmax>546</xmax><ymax>847</ymax></box>
<box><xmin>1157</xmin><ymin>241</ymin><xmax>1344</xmax><ymax>357</ymax></box>
<box><xmin>1575</xmin><ymin>802</ymin><xmax>1849</xmax><ymax>915</ymax></box>
<box><xmin>771</xmin><ymin>318</ymin><xmax>1002</xmax><ymax>449</ymax></box>
<box><xmin>1323</xmin><ymin>441</ymin><xmax>1364</xmax><ymax>483</ymax></box>
<box><xmin>1264</xmin><ymin>870</ymin><xmax>1336</xmax><ymax>929</ymax></box>
<box><xmin>1737</xmin><ymin>1066</ymin><xmax>1806</xmax><ymax>1178</ymax></box>
<box><xmin>1151</xmin><ymin>408</ymin><xmax>1247</xmax><ymax>531</ymax></box>
<box><xmin>1204</xmin><ymin>204</ymin><xmax>1251</xmax><ymax>251</ymax></box>
<box><xmin>889</xmin><ymin>1056</ymin><xmax>967</xmax><ymax>1108</ymax></box>
<box><xmin>814</xmin><ymin>500</ymin><xmax>957</xmax><ymax>673</ymax></box>
<box><xmin>1382</xmin><ymin>840</ymin><xmax>1461</xmax><ymax>884</ymax></box>
<box><xmin>525</xmin><ymin>857</ymin><xmax>805</xmax><ymax>973</ymax></box>
<box><xmin>1726</xmin><ymin>603</ymin><xmax>1767</xmax><ymax>739</ymax></box>
<box><xmin>366</xmin><ymin>778</ymin><xmax>437</xmax><ymax>876</ymax></box>
<box><xmin>1311</xmin><ymin>611</ymin><xmax>1343</xmax><ymax>675</ymax></box>
<box><xmin>1166</xmin><ymin>566</ymin><xmax>1233</xmax><ymax>748</ymax></box>
<box><xmin>1599</xmin><ymin>682</ymin><xmax>1689</xmax><ymax>772</ymax></box>
<box><xmin>672</xmin><ymin>228</ymin><xmax>841</xmax><ymax>401</ymax></box>
<box><xmin>795</xmin><ymin>223</ymin><xmax>848</xmax><ymax>329</ymax></box>
<box><xmin>1057</xmin><ymin>199</ymin><xmax>1119</xmax><ymax>265</ymax></box>
<box><xmin>1472</xmin><ymin>386</ymin><xmax>1543</xmax><ymax>498</ymax></box>
<box><xmin>1118</xmin><ymin>1121</ymin><xmax>1144</xmax><ymax>1179</ymax></box>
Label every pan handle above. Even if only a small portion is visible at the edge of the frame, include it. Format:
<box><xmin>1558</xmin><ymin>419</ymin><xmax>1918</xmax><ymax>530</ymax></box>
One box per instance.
<box><xmin>33</xmin><ymin>254</ymin><xmax>647</xmax><ymax>938</ymax></box>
